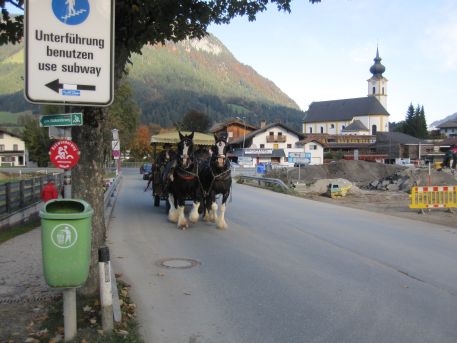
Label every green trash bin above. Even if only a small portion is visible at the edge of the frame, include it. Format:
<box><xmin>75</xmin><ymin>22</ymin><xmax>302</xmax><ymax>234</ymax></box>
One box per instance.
<box><xmin>40</xmin><ymin>199</ymin><xmax>94</xmax><ymax>288</ymax></box>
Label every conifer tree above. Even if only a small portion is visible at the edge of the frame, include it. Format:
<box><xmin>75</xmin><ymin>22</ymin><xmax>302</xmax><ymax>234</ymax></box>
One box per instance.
<box><xmin>399</xmin><ymin>103</ymin><xmax>428</xmax><ymax>138</ymax></box>
<box><xmin>416</xmin><ymin>105</ymin><xmax>428</xmax><ymax>139</ymax></box>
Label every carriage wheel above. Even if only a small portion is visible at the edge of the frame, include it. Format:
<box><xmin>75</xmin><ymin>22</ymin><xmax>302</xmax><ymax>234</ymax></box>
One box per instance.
<box><xmin>154</xmin><ymin>195</ymin><xmax>160</xmax><ymax>207</ymax></box>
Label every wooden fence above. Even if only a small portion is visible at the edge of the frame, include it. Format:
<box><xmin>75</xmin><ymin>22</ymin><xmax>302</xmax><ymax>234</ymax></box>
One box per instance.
<box><xmin>0</xmin><ymin>174</ymin><xmax>63</xmax><ymax>218</ymax></box>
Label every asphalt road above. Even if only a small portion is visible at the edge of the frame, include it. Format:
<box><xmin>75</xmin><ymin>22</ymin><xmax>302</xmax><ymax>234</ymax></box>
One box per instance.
<box><xmin>108</xmin><ymin>169</ymin><xmax>457</xmax><ymax>343</ymax></box>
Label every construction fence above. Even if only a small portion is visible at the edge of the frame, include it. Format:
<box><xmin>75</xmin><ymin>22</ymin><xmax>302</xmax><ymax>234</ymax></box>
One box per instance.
<box><xmin>409</xmin><ymin>186</ymin><xmax>457</xmax><ymax>210</ymax></box>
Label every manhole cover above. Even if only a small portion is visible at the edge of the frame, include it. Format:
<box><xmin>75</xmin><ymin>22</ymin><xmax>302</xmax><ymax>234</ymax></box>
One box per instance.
<box><xmin>156</xmin><ymin>258</ymin><xmax>201</xmax><ymax>269</ymax></box>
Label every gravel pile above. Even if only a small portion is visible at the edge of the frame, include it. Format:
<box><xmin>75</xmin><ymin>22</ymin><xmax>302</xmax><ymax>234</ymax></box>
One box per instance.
<box><xmin>270</xmin><ymin>160</ymin><xmax>457</xmax><ymax>193</ymax></box>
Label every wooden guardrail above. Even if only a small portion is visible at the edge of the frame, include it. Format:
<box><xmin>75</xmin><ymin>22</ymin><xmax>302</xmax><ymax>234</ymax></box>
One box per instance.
<box><xmin>0</xmin><ymin>174</ymin><xmax>64</xmax><ymax>219</ymax></box>
<box><xmin>238</xmin><ymin>175</ymin><xmax>289</xmax><ymax>191</ymax></box>
<box><xmin>409</xmin><ymin>185</ymin><xmax>457</xmax><ymax>210</ymax></box>
<box><xmin>0</xmin><ymin>173</ymin><xmax>120</xmax><ymax>229</ymax></box>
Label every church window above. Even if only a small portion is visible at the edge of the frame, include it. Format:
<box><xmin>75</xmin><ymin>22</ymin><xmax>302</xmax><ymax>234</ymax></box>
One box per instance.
<box><xmin>382</xmin><ymin>87</ymin><xmax>385</xmax><ymax>95</ymax></box>
<box><xmin>320</xmin><ymin>127</ymin><xmax>324</xmax><ymax>134</ymax></box>
<box><xmin>330</xmin><ymin>124</ymin><xmax>335</xmax><ymax>129</ymax></box>
<box><xmin>372</xmin><ymin>125</ymin><xmax>377</xmax><ymax>135</ymax></box>
<box><xmin>309</xmin><ymin>128</ymin><xmax>312</xmax><ymax>133</ymax></box>
<box><xmin>372</xmin><ymin>87</ymin><xmax>376</xmax><ymax>95</ymax></box>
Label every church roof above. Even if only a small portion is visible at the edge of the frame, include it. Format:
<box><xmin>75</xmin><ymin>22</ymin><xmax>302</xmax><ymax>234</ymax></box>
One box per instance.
<box><xmin>303</xmin><ymin>96</ymin><xmax>390</xmax><ymax>123</ymax></box>
<box><xmin>342</xmin><ymin>120</ymin><xmax>369</xmax><ymax>132</ymax></box>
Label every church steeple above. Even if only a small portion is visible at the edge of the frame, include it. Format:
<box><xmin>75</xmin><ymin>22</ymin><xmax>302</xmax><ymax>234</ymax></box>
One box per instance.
<box><xmin>369</xmin><ymin>47</ymin><xmax>386</xmax><ymax>77</ymax></box>
<box><xmin>367</xmin><ymin>47</ymin><xmax>388</xmax><ymax>109</ymax></box>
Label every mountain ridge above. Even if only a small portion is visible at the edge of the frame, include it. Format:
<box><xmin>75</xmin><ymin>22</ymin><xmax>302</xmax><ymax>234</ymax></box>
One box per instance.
<box><xmin>0</xmin><ymin>34</ymin><xmax>305</xmax><ymax>130</ymax></box>
<box><xmin>127</xmin><ymin>34</ymin><xmax>303</xmax><ymax>128</ymax></box>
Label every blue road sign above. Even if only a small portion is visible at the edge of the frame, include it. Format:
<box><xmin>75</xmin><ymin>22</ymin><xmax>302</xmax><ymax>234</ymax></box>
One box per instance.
<box><xmin>52</xmin><ymin>0</ymin><xmax>90</xmax><ymax>25</ymax></box>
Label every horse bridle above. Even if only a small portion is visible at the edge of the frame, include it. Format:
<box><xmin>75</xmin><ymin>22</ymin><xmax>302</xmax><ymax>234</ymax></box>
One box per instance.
<box><xmin>177</xmin><ymin>138</ymin><xmax>198</xmax><ymax>180</ymax></box>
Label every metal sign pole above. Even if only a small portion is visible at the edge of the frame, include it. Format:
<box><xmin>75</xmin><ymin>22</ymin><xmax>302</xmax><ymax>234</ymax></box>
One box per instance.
<box><xmin>62</xmin><ymin>106</ymin><xmax>76</xmax><ymax>342</ymax></box>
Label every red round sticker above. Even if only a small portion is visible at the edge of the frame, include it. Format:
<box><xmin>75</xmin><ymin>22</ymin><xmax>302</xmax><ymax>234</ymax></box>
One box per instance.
<box><xmin>49</xmin><ymin>140</ymin><xmax>80</xmax><ymax>170</ymax></box>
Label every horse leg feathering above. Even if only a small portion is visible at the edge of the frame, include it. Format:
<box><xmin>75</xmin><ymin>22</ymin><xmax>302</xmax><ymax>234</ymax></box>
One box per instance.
<box><xmin>167</xmin><ymin>194</ymin><xmax>178</xmax><ymax>223</ymax></box>
<box><xmin>203</xmin><ymin>208</ymin><xmax>211</xmax><ymax>222</ymax></box>
<box><xmin>189</xmin><ymin>201</ymin><xmax>200</xmax><ymax>223</ymax></box>
<box><xmin>210</xmin><ymin>202</ymin><xmax>218</xmax><ymax>223</ymax></box>
<box><xmin>177</xmin><ymin>205</ymin><xmax>188</xmax><ymax>230</ymax></box>
<box><xmin>216</xmin><ymin>203</ymin><xmax>227</xmax><ymax>230</ymax></box>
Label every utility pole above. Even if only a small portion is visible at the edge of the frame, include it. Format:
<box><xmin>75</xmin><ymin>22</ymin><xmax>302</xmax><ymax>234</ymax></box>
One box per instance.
<box><xmin>242</xmin><ymin>116</ymin><xmax>246</xmax><ymax>156</ymax></box>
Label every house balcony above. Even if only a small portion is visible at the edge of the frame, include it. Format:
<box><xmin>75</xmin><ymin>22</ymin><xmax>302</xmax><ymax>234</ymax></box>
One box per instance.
<box><xmin>266</xmin><ymin>136</ymin><xmax>287</xmax><ymax>143</ymax></box>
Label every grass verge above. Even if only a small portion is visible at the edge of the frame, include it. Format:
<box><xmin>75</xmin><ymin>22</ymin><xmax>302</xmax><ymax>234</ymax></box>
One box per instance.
<box><xmin>0</xmin><ymin>218</ymin><xmax>40</xmax><ymax>244</ymax></box>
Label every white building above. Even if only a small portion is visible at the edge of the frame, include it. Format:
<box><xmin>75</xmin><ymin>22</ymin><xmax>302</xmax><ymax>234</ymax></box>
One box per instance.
<box><xmin>229</xmin><ymin>122</ymin><xmax>324</xmax><ymax>166</ymax></box>
<box><xmin>0</xmin><ymin>130</ymin><xmax>28</xmax><ymax>167</ymax></box>
<box><xmin>303</xmin><ymin>49</ymin><xmax>390</xmax><ymax>136</ymax></box>
<box><xmin>296</xmin><ymin>139</ymin><xmax>325</xmax><ymax>165</ymax></box>
<box><xmin>436</xmin><ymin>120</ymin><xmax>457</xmax><ymax>138</ymax></box>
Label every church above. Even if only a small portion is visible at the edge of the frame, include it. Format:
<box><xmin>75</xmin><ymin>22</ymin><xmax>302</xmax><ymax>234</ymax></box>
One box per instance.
<box><xmin>302</xmin><ymin>48</ymin><xmax>390</xmax><ymax>136</ymax></box>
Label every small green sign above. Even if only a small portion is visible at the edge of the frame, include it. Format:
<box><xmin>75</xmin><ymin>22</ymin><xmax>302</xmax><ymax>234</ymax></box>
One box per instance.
<box><xmin>39</xmin><ymin>113</ymin><xmax>83</xmax><ymax>127</ymax></box>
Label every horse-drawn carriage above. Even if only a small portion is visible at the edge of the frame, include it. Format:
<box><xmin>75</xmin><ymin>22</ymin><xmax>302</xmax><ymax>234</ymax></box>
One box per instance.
<box><xmin>149</xmin><ymin>131</ymin><xmax>215</xmax><ymax>209</ymax></box>
<box><xmin>148</xmin><ymin>130</ymin><xmax>233</xmax><ymax>230</ymax></box>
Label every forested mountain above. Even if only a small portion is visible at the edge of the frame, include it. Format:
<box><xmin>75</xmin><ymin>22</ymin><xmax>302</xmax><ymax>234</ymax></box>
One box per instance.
<box><xmin>0</xmin><ymin>34</ymin><xmax>306</xmax><ymax>130</ymax></box>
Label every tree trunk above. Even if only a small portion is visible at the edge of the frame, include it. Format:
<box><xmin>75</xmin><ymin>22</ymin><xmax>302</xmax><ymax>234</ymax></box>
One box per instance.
<box><xmin>72</xmin><ymin>107</ymin><xmax>107</xmax><ymax>295</ymax></box>
<box><xmin>70</xmin><ymin>46</ymin><xmax>126</xmax><ymax>295</ymax></box>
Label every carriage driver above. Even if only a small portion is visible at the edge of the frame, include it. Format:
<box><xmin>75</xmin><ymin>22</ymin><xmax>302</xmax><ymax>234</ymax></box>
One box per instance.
<box><xmin>145</xmin><ymin>143</ymin><xmax>176</xmax><ymax>191</ymax></box>
<box><xmin>158</xmin><ymin>143</ymin><xmax>177</xmax><ymax>185</ymax></box>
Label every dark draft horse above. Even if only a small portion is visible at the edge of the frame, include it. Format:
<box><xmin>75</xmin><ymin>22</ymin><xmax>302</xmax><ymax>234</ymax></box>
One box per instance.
<box><xmin>199</xmin><ymin>133</ymin><xmax>232</xmax><ymax>229</ymax></box>
<box><xmin>166</xmin><ymin>131</ymin><xmax>203</xmax><ymax>229</ymax></box>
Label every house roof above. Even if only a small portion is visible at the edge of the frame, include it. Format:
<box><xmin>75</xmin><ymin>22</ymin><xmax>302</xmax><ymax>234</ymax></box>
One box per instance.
<box><xmin>303</xmin><ymin>96</ymin><xmax>390</xmax><ymax>123</ymax></box>
<box><xmin>0</xmin><ymin>128</ymin><xmax>22</xmax><ymax>140</ymax></box>
<box><xmin>209</xmin><ymin>119</ymin><xmax>258</xmax><ymax>133</ymax></box>
<box><xmin>296</xmin><ymin>138</ymin><xmax>327</xmax><ymax>148</ymax></box>
<box><xmin>230</xmin><ymin>122</ymin><xmax>304</xmax><ymax>145</ymax></box>
<box><xmin>437</xmin><ymin>120</ymin><xmax>457</xmax><ymax>129</ymax></box>
<box><xmin>342</xmin><ymin>120</ymin><xmax>369</xmax><ymax>132</ymax></box>
<box><xmin>439</xmin><ymin>137</ymin><xmax>457</xmax><ymax>146</ymax></box>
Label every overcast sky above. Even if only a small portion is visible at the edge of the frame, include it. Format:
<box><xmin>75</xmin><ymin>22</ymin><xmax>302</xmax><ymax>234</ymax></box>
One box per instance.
<box><xmin>209</xmin><ymin>0</ymin><xmax>457</xmax><ymax>127</ymax></box>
